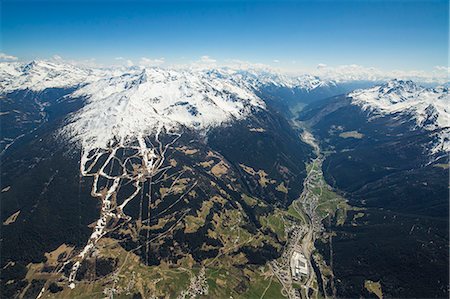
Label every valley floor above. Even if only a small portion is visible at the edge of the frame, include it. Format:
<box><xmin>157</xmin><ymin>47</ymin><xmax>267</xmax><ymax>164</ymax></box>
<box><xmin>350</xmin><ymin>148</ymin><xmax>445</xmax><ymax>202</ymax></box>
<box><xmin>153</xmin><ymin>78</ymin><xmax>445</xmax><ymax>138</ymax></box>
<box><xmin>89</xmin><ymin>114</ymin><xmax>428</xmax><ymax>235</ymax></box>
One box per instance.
<box><xmin>269</xmin><ymin>122</ymin><xmax>357</xmax><ymax>299</ymax></box>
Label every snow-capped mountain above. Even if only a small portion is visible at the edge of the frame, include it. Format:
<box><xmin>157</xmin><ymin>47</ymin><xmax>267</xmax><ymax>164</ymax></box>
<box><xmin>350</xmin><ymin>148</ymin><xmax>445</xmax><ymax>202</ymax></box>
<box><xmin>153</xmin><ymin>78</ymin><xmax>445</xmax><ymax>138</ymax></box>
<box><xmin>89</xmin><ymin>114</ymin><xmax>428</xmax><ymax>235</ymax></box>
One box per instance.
<box><xmin>1</xmin><ymin>61</ymin><xmax>315</xmax><ymax>299</ymax></box>
<box><xmin>0</xmin><ymin>60</ymin><xmax>337</xmax><ymax>151</ymax></box>
<box><xmin>0</xmin><ymin>60</ymin><xmax>335</xmax><ymax>94</ymax></box>
<box><xmin>63</xmin><ymin>68</ymin><xmax>265</xmax><ymax>151</ymax></box>
<box><xmin>2</xmin><ymin>61</ymin><xmax>447</xmax><ymax>153</ymax></box>
<box><xmin>207</xmin><ymin>68</ymin><xmax>335</xmax><ymax>91</ymax></box>
<box><xmin>203</xmin><ymin>68</ymin><xmax>343</xmax><ymax>116</ymax></box>
<box><xmin>1</xmin><ymin>60</ymin><xmax>448</xmax><ymax>299</ymax></box>
<box><xmin>0</xmin><ymin>60</ymin><xmax>106</xmax><ymax>93</ymax></box>
<box><xmin>349</xmin><ymin>79</ymin><xmax>449</xmax><ymax>153</ymax></box>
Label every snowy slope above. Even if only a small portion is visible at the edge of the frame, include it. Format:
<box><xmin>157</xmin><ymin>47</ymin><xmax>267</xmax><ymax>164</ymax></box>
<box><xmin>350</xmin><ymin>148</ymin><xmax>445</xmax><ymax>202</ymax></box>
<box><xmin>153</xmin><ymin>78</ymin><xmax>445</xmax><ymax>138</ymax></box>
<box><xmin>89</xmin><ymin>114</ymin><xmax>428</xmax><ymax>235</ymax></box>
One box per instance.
<box><xmin>63</xmin><ymin>68</ymin><xmax>265</xmax><ymax>150</ymax></box>
<box><xmin>206</xmin><ymin>68</ymin><xmax>335</xmax><ymax>91</ymax></box>
<box><xmin>0</xmin><ymin>60</ymin><xmax>334</xmax><ymax>151</ymax></box>
<box><xmin>0</xmin><ymin>61</ymin><xmax>334</xmax><ymax>95</ymax></box>
<box><xmin>6</xmin><ymin>60</ymin><xmax>446</xmax><ymax>153</ymax></box>
<box><xmin>349</xmin><ymin>79</ymin><xmax>450</xmax><ymax>153</ymax></box>
<box><xmin>0</xmin><ymin>60</ymin><xmax>112</xmax><ymax>93</ymax></box>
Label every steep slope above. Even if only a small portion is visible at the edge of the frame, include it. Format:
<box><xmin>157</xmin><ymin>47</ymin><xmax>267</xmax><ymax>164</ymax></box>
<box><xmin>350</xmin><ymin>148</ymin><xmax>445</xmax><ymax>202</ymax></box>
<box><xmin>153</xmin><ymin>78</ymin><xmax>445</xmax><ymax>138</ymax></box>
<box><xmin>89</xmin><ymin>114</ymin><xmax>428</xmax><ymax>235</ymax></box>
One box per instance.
<box><xmin>214</xmin><ymin>68</ymin><xmax>376</xmax><ymax>117</ymax></box>
<box><xmin>0</xmin><ymin>62</ymin><xmax>312</xmax><ymax>298</ymax></box>
<box><xmin>0</xmin><ymin>60</ymin><xmax>114</xmax><ymax>154</ymax></box>
<box><xmin>0</xmin><ymin>60</ymin><xmax>110</xmax><ymax>93</ymax></box>
<box><xmin>1</xmin><ymin>60</ymin><xmax>363</xmax><ymax>119</ymax></box>
<box><xmin>349</xmin><ymin>79</ymin><xmax>449</xmax><ymax>153</ymax></box>
<box><xmin>298</xmin><ymin>80</ymin><xmax>449</xmax><ymax>298</ymax></box>
<box><xmin>63</xmin><ymin>68</ymin><xmax>264</xmax><ymax>151</ymax></box>
<box><xmin>221</xmin><ymin>69</ymin><xmax>345</xmax><ymax>116</ymax></box>
<box><xmin>213</xmin><ymin>69</ymin><xmax>335</xmax><ymax>91</ymax></box>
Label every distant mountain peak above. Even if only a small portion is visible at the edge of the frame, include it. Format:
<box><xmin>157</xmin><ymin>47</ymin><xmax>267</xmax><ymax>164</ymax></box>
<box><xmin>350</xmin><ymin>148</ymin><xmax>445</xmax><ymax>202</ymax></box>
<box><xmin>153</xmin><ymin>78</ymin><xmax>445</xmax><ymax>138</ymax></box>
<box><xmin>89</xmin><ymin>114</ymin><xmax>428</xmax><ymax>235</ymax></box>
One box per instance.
<box><xmin>21</xmin><ymin>60</ymin><xmax>38</xmax><ymax>72</ymax></box>
<box><xmin>0</xmin><ymin>60</ymin><xmax>334</xmax><ymax>94</ymax></box>
<box><xmin>0</xmin><ymin>60</ymin><xmax>103</xmax><ymax>93</ymax></box>
<box><xmin>378</xmin><ymin>79</ymin><xmax>423</xmax><ymax>100</ymax></box>
<box><xmin>349</xmin><ymin>79</ymin><xmax>450</xmax><ymax>153</ymax></box>
<box><xmin>197</xmin><ymin>67</ymin><xmax>335</xmax><ymax>92</ymax></box>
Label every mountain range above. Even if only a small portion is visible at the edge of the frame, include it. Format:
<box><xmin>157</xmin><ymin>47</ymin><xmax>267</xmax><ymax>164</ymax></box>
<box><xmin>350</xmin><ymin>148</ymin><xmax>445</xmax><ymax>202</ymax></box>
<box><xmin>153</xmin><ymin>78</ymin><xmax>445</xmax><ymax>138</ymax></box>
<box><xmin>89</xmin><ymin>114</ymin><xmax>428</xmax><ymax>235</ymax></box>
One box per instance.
<box><xmin>0</xmin><ymin>60</ymin><xmax>448</xmax><ymax>298</ymax></box>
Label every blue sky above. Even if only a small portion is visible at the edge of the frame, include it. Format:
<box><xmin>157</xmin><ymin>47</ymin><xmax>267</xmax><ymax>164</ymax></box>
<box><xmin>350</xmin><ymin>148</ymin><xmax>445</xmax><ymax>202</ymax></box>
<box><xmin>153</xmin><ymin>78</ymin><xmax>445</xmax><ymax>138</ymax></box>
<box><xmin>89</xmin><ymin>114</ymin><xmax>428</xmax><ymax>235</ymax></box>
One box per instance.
<box><xmin>1</xmin><ymin>0</ymin><xmax>448</xmax><ymax>73</ymax></box>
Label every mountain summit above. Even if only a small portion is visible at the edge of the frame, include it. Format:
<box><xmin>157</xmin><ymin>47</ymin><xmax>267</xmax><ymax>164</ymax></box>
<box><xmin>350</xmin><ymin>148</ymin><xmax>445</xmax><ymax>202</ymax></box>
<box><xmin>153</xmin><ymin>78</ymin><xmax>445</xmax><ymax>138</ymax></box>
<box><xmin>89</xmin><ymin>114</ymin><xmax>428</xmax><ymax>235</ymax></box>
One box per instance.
<box><xmin>349</xmin><ymin>79</ymin><xmax>449</xmax><ymax>152</ymax></box>
<box><xmin>63</xmin><ymin>67</ymin><xmax>265</xmax><ymax>151</ymax></box>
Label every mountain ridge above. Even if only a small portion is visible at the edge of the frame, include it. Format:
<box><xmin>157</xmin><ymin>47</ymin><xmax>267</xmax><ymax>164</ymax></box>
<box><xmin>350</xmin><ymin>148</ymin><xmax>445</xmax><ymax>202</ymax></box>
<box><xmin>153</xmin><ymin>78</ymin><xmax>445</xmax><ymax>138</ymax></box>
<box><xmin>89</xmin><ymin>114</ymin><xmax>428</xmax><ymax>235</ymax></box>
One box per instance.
<box><xmin>349</xmin><ymin>79</ymin><xmax>449</xmax><ymax>153</ymax></box>
<box><xmin>0</xmin><ymin>60</ymin><xmax>336</xmax><ymax>94</ymax></box>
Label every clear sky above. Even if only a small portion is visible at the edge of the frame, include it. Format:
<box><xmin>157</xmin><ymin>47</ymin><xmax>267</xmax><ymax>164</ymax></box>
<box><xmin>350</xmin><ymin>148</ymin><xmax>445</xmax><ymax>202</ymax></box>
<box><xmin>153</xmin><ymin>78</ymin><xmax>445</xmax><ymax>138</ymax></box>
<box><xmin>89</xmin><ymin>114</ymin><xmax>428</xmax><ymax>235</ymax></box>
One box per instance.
<box><xmin>1</xmin><ymin>0</ymin><xmax>448</xmax><ymax>73</ymax></box>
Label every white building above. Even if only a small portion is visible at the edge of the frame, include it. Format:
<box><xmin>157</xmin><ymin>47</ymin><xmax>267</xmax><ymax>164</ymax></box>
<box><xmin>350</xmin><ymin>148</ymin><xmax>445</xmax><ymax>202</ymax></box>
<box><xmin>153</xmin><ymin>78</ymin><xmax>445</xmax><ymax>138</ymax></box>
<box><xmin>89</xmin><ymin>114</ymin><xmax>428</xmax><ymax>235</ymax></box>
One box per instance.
<box><xmin>291</xmin><ymin>250</ymin><xmax>308</xmax><ymax>278</ymax></box>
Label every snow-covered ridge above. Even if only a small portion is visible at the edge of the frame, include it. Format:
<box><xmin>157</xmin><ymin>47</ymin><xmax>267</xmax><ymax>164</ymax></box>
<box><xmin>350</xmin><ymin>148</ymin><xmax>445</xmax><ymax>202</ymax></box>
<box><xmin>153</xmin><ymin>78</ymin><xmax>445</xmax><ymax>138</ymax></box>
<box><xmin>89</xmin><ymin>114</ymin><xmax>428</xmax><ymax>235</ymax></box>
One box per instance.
<box><xmin>0</xmin><ymin>60</ymin><xmax>334</xmax><ymax>94</ymax></box>
<box><xmin>349</xmin><ymin>79</ymin><xmax>450</xmax><ymax>153</ymax></box>
<box><xmin>0</xmin><ymin>60</ymin><xmax>334</xmax><ymax>151</ymax></box>
<box><xmin>63</xmin><ymin>68</ymin><xmax>265</xmax><ymax>151</ymax></box>
<box><xmin>0</xmin><ymin>60</ymin><xmax>114</xmax><ymax>93</ymax></box>
<box><xmin>206</xmin><ymin>68</ymin><xmax>335</xmax><ymax>91</ymax></box>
